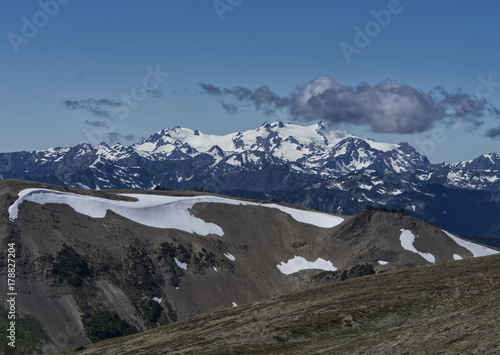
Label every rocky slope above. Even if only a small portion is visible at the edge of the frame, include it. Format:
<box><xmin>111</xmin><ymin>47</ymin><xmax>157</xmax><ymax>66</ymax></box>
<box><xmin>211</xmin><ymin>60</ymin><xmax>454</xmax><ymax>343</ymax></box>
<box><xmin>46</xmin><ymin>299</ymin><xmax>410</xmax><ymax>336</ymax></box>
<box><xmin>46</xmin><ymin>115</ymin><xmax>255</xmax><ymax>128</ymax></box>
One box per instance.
<box><xmin>0</xmin><ymin>179</ymin><xmax>498</xmax><ymax>353</ymax></box>
<box><xmin>59</xmin><ymin>253</ymin><xmax>500</xmax><ymax>355</ymax></box>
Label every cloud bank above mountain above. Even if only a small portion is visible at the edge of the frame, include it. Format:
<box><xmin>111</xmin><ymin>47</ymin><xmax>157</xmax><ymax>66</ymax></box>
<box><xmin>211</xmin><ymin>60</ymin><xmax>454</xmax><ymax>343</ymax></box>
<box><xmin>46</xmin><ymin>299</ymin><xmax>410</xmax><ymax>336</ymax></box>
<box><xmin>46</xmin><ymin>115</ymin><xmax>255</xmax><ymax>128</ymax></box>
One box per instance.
<box><xmin>199</xmin><ymin>76</ymin><xmax>500</xmax><ymax>135</ymax></box>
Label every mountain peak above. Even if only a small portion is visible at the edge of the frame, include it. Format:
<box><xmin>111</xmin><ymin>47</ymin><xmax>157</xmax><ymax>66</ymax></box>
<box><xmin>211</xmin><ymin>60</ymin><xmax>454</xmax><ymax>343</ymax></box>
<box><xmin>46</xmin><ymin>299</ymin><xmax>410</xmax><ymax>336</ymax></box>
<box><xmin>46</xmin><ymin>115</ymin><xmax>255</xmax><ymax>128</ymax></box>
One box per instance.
<box><xmin>260</xmin><ymin>122</ymin><xmax>271</xmax><ymax>129</ymax></box>
<box><xmin>271</xmin><ymin>120</ymin><xmax>285</xmax><ymax>128</ymax></box>
<box><xmin>465</xmin><ymin>153</ymin><xmax>500</xmax><ymax>170</ymax></box>
<box><xmin>96</xmin><ymin>142</ymin><xmax>110</xmax><ymax>149</ymax></box>
<box><xmin>315</xmin><ymin>121</ymin><xmax>326</xmax><ymax>129</ymax></box>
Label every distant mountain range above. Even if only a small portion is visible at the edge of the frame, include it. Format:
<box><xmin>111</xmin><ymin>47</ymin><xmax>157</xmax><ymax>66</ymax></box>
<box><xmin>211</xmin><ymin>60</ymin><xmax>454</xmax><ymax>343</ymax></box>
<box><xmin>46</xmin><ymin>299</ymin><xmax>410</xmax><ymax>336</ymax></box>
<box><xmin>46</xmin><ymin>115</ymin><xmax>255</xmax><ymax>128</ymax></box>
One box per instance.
<box><xmin>1</xmin><ymin>121</ymin><xmax>499</xmax><ymax>240</ymax></box>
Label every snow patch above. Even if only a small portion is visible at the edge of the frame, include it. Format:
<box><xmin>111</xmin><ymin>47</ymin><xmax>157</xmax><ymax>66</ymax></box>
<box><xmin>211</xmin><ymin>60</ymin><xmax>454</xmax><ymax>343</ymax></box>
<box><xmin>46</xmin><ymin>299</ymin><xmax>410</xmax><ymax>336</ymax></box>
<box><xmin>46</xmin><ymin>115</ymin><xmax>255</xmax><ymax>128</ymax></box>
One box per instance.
<box><xmin>226</xmin><ymin>156</ymin><xmax>241</xmax><ymax>167</ymax></box>
<box><xmin>224</xmin><ymin>252</ymin><xmax>236</xmax><ymax>261</ymax></box>
<box><xmin>399</xmin><ymin>229</ymin><xmax>435</xmax><ymax>263</ymax></box>
<box><xmin>152</xmin><ymin>297</ymin><xmax>162</xmax><ymax>304</ymax></box>
<box><xmin>377</xmin><ymin>260</ymin><xmax>389</xmax><ymax>265</ymax></box>
<box><xmin>9</xmin><ymin>189</ymin><xmax>344</xmax><ymax>237</ymax></box>
<box><xmin>442</xmin><ymin>230</ymin><xmax>499</xmax><ymax>258</ymax></box>
<box><xmin>232</xmin><ymin>302</ymin><xmax>238</xmax><ymax>307</ymax></box>
<box><xmin>174</xmin><ymin>258</ymin><xmax>187</xmax><ymax>270</ymax></box>
<box><xmin>8</xmin><ymin>189</ymin><xmax>224</xmax><ymax>236</ymax></box>
<box><xmin>453</xmin><ymin>254</ymin><xmax>463</xmax><ymax>261</ymax></box>
<box><xmin>266</xmin><ymin>203</ymin><xmax>343</xmax><ymax>228</ymax></box>
<box><xmin>276</xmin><ymin>256</ymin><xmax>337</xmax><ymax>275</ymax></box>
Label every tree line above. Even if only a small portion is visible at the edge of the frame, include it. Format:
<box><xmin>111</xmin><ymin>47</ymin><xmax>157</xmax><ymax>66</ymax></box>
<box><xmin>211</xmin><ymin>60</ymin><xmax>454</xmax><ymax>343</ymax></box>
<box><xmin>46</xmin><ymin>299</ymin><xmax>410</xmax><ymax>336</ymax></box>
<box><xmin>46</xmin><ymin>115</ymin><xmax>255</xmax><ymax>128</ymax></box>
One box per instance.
<box><xmin>365</xmin><ymin>205</ymin><xmax>409</xmax><ymax>215</ymax></box>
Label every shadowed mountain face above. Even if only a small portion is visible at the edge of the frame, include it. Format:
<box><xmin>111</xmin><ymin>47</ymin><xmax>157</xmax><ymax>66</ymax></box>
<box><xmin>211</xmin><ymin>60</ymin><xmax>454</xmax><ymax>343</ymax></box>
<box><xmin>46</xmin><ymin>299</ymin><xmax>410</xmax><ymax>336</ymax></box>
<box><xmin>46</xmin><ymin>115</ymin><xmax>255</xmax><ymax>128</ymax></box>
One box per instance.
<box><xmin>0</xmin><ymin>180</ymin><xmax>497</xmax><ymax>353</ymax></box>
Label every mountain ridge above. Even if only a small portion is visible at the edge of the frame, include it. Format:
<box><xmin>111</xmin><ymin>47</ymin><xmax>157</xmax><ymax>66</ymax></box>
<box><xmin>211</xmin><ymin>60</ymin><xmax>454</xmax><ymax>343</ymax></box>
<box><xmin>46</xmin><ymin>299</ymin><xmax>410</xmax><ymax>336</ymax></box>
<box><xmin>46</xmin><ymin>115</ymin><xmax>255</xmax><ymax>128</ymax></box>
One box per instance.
<box><xmin>2</xmin><ymin>120</ymin><xmax>498</xmax><ymax>192</ymax></box>
<box><xmin>1</xmin><ymin>179</ymin><xmax>499</xmax><ymax>353</ymax></box>
<box><xmin>57</xmin><ymin>252</ymin><xmax>500</xmax><ymax>355</ymax></box>
<box><xmin>1</xmin><ymin>121</ymin><xmax>499</xmax><ymax>240</ymax></box>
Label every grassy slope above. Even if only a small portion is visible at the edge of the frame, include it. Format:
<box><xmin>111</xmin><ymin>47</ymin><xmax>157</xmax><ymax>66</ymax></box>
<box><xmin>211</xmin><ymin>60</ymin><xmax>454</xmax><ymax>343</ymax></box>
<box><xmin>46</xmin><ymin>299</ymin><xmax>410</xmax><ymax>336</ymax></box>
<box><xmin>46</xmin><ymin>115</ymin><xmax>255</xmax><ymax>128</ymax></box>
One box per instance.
<box><xmin>59</xmin><ymin>254</ymin><xmax>500</xmax><ymax>355</ymax></box>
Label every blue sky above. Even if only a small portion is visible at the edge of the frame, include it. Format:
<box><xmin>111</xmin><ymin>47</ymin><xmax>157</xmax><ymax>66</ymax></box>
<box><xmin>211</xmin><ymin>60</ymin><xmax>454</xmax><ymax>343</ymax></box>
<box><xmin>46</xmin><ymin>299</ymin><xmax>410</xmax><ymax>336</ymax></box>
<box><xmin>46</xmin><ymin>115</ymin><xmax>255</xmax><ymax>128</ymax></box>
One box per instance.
<box><xmin>1</xmin><ymin>0</ymin><xmax>500</xmax><ymax>163</ymax></box>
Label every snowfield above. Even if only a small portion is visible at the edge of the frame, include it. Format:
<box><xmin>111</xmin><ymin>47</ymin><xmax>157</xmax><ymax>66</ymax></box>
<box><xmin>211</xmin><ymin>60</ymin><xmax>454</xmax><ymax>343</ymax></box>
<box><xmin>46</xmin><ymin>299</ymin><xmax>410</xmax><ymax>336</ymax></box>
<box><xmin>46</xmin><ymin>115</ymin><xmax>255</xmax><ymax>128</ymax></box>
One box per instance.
<box><xmin>277</xmin><ymin>256</ymin><xmax>337</xmax><ymax>275</ymax></box>
<box><xmin>442</xmin><ymin>230</ymin><xmax>499</xmax><ymax>258</ymax></box>
<box><xmin>8</xmin><ymin>189</ymin><xmax>344</xmax><ymax>237</ymax></box>
<box><xmin>399</xmin><ymin>229</ymin><xmax>436</xmax><ymax>263</ymax></box>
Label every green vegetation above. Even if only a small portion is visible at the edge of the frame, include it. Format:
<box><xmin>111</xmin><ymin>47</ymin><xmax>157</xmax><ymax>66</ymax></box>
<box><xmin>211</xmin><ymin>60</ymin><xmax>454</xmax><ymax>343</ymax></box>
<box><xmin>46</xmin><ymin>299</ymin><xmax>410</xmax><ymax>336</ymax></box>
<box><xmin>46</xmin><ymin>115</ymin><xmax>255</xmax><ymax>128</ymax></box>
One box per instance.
<box><xmin>365</xmin><ymin>205</ymin><xmax>408</xmax><ymax>215</ymax></box>
<box><xmin>139</xmin><ymin>299</ymin><xmax>163</xmax><ymax>324</ymax></box>
<box><xmin>340</xmin><ymin>263</ymin><xmax>376</xmax><ymax>280</ymax></box>
<box><xmin>0</xmin><ymin>306</ymin><xmax>47</xmax><ymax>355</ymax></box>
<box><xmin>160</xmin><ymin>241</ymin><xmax>190</xmax><ymax>261</ymax></box>
<box><xmin>190</xmin><ymin>186</ymin><xmax>211</xmax><ymax>192</ymax></box>
<box><xmin>153</xmin><ymin>185</ymin><xmax>170</xmax><ymax>191</ymax></box>
<box><xmin>52</xmin><ymin>245</ymin><xmax>92</xmax><ymax>287</ymax></box>
<box><xmin>60</xmin><ymin>254</ymin><xmax>500</xmax><ymax>354</ymax></box>
<box><xmin>80</xmin><ymin>308</ymin><xmax>137</xmax><ymax>343</ymax></box>
<box><xmin>124</xmin><ymin>245</ymin><xmax>163</xmax><ymax>294</ymax></box>
<box><xmin>312</xmin><ymin>263</ymin><xmax>376</xmax><ymax>283</ymax></box>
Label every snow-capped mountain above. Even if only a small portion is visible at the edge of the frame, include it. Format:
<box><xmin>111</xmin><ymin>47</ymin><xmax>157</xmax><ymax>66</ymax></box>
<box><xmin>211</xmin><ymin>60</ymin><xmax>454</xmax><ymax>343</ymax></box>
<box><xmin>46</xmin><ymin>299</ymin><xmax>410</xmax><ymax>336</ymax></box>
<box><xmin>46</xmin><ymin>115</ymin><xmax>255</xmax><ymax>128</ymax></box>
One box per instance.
<box><xmin>131</xmin><ymin>121</ymin><xmax>404</xmax><ymax>177</ymax></box>
<box><xmin>0</xmin><ymin>121</ymin><xmax>422</xmax><ymax>189</ymax></box>
<box><xmin>1</xmin><ymin>121</ymin><xmax>499</xmax><ymax>239</ymax></box>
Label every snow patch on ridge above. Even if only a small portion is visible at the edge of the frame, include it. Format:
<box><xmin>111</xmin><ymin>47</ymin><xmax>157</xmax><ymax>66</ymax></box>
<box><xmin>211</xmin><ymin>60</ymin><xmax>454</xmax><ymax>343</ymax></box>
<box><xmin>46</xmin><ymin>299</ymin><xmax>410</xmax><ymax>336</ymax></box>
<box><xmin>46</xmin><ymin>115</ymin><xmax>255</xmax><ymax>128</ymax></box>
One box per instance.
<box><xmin>8</xmin><ymin>189</ymin><xmax>225</xmax><ymax>236</ymax></box>
<box><xmin>442</xmin><ymin>230</ymin><xmax>499</xmax><ymax>258</ymax></box>
<box><xmin>9</xmin><ymin>189</ymin><xmax>344</xmax><ymax>236</ymax></box>
<box><xmin>399</xmin><ymin>229</ymin><xmax>435</xmax><ymax>263</ymax></box>
<box><xmin>277</xmin><ymin>256</ymin><xmax>337</xmax><ymax>275</ymax></box>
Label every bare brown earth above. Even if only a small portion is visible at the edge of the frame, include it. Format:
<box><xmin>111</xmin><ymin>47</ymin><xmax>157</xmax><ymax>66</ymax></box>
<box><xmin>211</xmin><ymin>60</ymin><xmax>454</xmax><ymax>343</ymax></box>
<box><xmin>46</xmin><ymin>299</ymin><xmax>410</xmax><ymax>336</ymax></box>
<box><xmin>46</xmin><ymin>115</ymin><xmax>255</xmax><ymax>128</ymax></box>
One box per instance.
<box><xmin>0</xmin><ymin>179</ymin><xmax>496</xmax><ymax>354</ymax></box>
<box><xmin>58</xmin><ymin>253</ymin><xmax>500</xmax><ymax>355</ymax></box>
